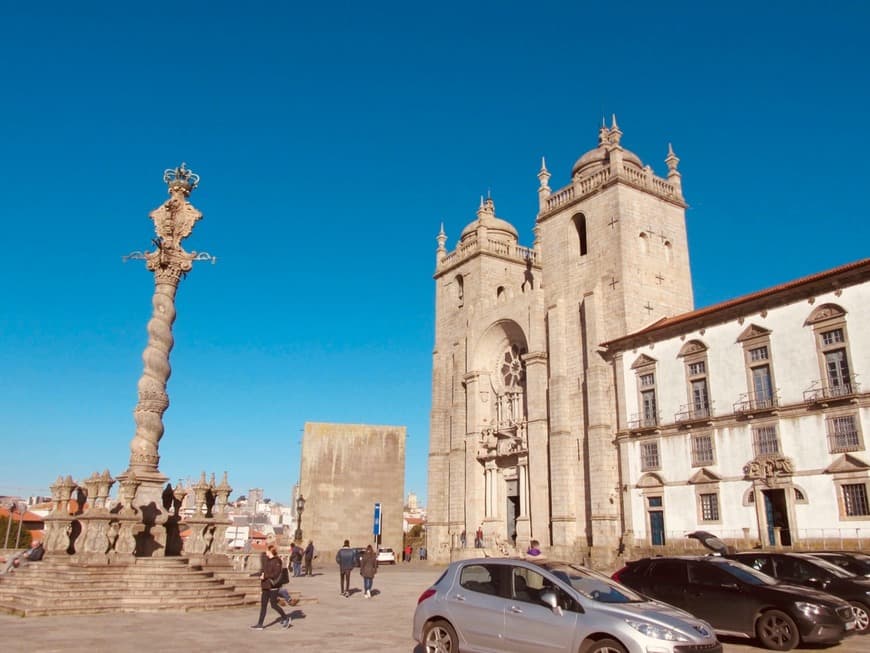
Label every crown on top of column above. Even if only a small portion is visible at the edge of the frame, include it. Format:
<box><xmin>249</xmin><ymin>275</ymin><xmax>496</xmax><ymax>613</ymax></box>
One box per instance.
<box><xmin>163</xmin><ymin>163</ymin><xmax>200</xmax><ymax>195</ymax></box>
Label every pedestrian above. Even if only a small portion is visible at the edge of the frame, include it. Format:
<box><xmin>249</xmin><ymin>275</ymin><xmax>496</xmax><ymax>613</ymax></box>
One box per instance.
<box><xmin>290</xmin><ymin>542</ymin><xmax>303</xmax><ymax>576</ymax></box>
<box><xmin>303</xmin><ymin>540</ymin><xmax>316</xmax><ymax>576</ymax></box>
<box><xmin>359</xmin><ymin>544</ymin><xmax>378</xmax><ymax>598</ymax></box>
<box><xmin>250</xmin><ymin>544</ymin><xmax>290</xmax><ymax>630</ymax></box>
<box><xmin>525</xmin><ymin>539</ymin><xmax>545</xmax><ymax>560</ymax></box>
<box><xmin>460</xmin><ymin>529</ymin><xmax>466</xmax><ymax>548</ymax></box>
<box><xmin>403</xmin><ymin>544</ymin><xmax>412</xmax><ymax>562</ymax></box>
<box><xmin>336</xmin><ymin>539</ymin><xmax>356</xmax><ymax>597</ymax></box>
<box><xmin>419</xmin><ymin>545</ymin><xmax>427</xmax><ymax>561</ymax></box>
<box><xmin>475</xmin><ymin>525</ymin><xmax>483</xmax><ymax>548</ymax></box>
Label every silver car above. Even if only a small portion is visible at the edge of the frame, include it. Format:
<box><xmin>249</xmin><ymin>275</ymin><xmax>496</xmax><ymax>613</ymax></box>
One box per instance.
<box><xmin>413</xmin><ymin>558</ymin><xmax>721</xmax><ymax>653</ymax></box>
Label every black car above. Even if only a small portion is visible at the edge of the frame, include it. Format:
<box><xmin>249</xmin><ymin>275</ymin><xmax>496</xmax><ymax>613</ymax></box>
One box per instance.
<box><xmin>729</xmin><ymin>552</ymin><xmax>870</xmax><ymax>635</ymax></box>
<box><xmin>612</xmin><ymin>555</ymin><xmax>856</xmax><ymax>650</ymax></box>
<box><xmin>813</xmin><ymin>551</ymin><xmax>870</xmax><ymax>578</ymax></box>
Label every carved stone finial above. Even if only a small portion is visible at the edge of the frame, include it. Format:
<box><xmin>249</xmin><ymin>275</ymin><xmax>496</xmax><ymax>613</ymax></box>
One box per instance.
<box><xmin>665</xmin><ymin>143</ymin><xmax>680</xmax><ymax>172</ymax></box>
<box><xmin>537</xmin><ymin>156</ymin><xmax>551</xmax><ymax>188</ymax></box>
<box><xmin>609</xmin><ymin>114</ymin><xmax>622</xmax><ymax>146</ymax></box>
<box><xmin>163</xmin><ymin>163</ymin><xmax>200</xmax><ymax>196</ymax></box>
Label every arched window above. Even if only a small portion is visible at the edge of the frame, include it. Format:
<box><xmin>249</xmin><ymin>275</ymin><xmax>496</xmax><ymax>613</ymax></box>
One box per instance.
<box><xmin>455</xmin><ymin>274</ymin><xmax>464</xmax><ymax>307</ymax></box>
<box><xmin>572</xmin><ymin>213</ymin><xmax>588</xmax><ymax>257</ymax></box>
<box><xmin>497</xmin><ymin>286</ymin><xmax>506</xmax><ymax>302</ymax></box>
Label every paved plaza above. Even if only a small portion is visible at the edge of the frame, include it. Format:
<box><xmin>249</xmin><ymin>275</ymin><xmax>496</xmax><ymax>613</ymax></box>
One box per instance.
<box><xmin>1</xmin><ymin>560</ymin><xmax>865</xmax><ymax>652</ymax></box>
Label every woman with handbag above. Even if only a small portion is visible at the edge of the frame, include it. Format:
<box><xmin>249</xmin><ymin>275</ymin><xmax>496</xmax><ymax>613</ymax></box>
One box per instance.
<box><xmin>250</xmin><ymin>545</ymin><xmax>291</xmax><ymax>630</ymax></box>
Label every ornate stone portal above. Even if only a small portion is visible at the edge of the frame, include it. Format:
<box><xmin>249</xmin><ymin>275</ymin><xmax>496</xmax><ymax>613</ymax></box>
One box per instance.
<box><xmin>41</xmin><ymin>165</ymin><xmax>232</xmax><ymax>562</ymax></box>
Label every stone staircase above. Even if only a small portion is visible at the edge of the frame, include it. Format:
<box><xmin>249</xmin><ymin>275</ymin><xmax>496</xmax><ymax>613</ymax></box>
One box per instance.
<box><xmin>0</xmin><ymin>557</ymin><xmax>298</xmax><ymax>617</ymax></box>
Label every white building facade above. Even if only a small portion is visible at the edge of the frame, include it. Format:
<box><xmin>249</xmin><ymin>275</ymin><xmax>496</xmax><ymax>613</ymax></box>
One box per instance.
<box><xmin>604</xmin><ymin>260</ymin><xmax>870</xmax><ymax>552</ymax></box>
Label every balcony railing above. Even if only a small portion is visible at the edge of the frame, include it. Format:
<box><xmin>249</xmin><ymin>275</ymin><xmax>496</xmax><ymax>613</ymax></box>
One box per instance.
<box><xmin>675</xmin><ymin>403</ymin><xmax>713</xmax><ymax>424</ymax></box>
<box><xmin>803</xmin><ymin>376</ymin><xmax>860</xmax><ymax>404</ymax></box>
<box><xmin>733</xmin><ymin>391</ymin><xmax>780</xmax><ymax>416</ymax></box>
<box><xmin>628</xmin><ymin>412</ymin><xmax>660</xmax><ymax>431</ymax></box>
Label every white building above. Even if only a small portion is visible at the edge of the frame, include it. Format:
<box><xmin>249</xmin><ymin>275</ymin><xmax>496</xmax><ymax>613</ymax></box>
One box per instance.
<box><xmin>603</xmin><ymin>259</ymin><xmax>870</xmax><ymax>551</ymax></box>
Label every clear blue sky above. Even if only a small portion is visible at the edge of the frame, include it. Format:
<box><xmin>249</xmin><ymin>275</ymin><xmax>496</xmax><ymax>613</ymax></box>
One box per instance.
<box><xmin>2</xmin><ymin>2</ymin><xmax>868</xmax><ymax>506</ymax></box>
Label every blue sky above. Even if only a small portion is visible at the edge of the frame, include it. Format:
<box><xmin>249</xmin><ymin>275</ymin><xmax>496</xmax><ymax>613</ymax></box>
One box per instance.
<box><xmin>1</xmin><ymin>2</ymin><xmax>868</xmax><ymax>506</ymax></box>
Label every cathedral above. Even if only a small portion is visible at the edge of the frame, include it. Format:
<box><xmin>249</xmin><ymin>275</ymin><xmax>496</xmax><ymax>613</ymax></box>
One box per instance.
<box><xmin>426</xmin><ymin>119</ymin><xmax>870</xmax><ymax>565</ymax></box>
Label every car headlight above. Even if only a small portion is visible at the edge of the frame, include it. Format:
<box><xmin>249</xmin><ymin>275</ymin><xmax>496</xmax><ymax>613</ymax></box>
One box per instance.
<box><xmin>625</xmin><ymin>619</ymin><xmax>690</xmax><ymax>642</ymax></box>
<box><xmin>795</xmin><ymin>601</ymin><xmax>827</xmax><ymax>616</ymax></box>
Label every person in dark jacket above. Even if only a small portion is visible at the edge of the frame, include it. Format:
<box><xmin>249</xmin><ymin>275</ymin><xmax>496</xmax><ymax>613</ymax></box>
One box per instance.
<box><xmin>251</xmin><ymin>545</ymin><xmax>290</xmax><ymax>630</ymax></box>
<box><xmin>336</xmin><ymin>539</ymin><xmax>356</xmax><ymax>597</ymax></box>
<box><xmin>290</xmin><ymin>542</ymin><xmax>303</xmax><ymax>576</ymax></box>
<box><xmin>303</xmin><ymin>540</ymin><xmax>315</xmax><ymax>576</ymax></box>
<box><xmin>359</xmin><ymin>544</ymin><xmax>378</xmax><ymax>598</ymax></box>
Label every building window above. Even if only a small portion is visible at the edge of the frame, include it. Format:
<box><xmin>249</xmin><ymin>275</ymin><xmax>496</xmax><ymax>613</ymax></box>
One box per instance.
<box><xmin>699</xmin><ymin>493</ymin><xmax>720</xmax><ymax>521</ymax></box>
<box><xmin>691</xmin><ymin>433</ymin><xmax>715</xmax><ymax>467</ymax></box>
<box><xmin>827</xmin><ymin>415</ymin><xmax>862</xmax><ymax>453</ymax></box>
<box><xmin>573</xmin><ymin>213</ymin><xmax>588</xmax><ymax>257</ymax></box>
<box><xmin>678</xmin><ymin>341</ymin><xmax>711</xmax><ymax>420</ymax></box>
<box><xmin>640</xmin><ymin>441</ymin><xmax>660</xmax><ymax>471</ymax></box>
<box><xmin>455</xmin><ymin>274</ymin><xmax>464</xmax><ymax>307</ymax></box>
<box><xmin>843</xmin><ymin>483</ymin><xmax>870</xmax><ymax>517</ymax></box>
<box><xmin>805</xmin><ymin>304</ymin><xmax>855</xmax><ymax>399</ymax></box>
<box><xmin>630</xmin><ymin>356</ymin><xmax>659</xmax><ymax>429</ymax></box>
<box><xmin>736</xmin><ymin>325</ymin><xmax>777</xmax><ymax>411</ymax></box>
<box><xmin>753</xmin><ymin>424</ymin><xmax>780</xmax><ymax>457</ymax></box>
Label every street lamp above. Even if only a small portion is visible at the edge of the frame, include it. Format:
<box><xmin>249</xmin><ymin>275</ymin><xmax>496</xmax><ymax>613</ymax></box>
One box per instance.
<box><xmin>294</xmin><ymin>494</ymin><xmax>306</xmax><ymax>542</ymax></box>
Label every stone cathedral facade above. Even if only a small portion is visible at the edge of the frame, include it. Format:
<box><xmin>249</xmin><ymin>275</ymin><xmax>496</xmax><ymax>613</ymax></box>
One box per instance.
<box><xmin>427</xmin><ymin>119</ymin><xmax>695</xmax><ymax>566</ymax></box>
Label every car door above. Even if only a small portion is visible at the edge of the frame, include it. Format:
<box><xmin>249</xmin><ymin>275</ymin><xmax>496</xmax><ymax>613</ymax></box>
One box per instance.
<box><xmin>501</xmin><ymin>565</ymin><xmax>579</xmax><ymax>653</ymax></box>
<box><xmin>686</xmin><ymin>561</ymin><xmax>755</xmax><ymax>635</ymax></box>
<box><xmin>641</xmin><ymin>559</ymin><xmax>690</xmax><ymax>609</ymax></box>
<box><xmin>450</xmin><ymin>563</ymin><xmax>509</xmax><ymax>652</ymax></box>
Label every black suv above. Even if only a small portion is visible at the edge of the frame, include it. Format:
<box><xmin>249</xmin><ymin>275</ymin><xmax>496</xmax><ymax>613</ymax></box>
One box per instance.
<box><xmin>612</xmin><ymin>556</ymin><xmax>856</xmax><ymax>650</ymax></box>
<box><xmin>729</xmin><ymin>552</ymin><xmax>870</xmax><ymax>635</ymax></box>
<box><xmin>811</xmin><ymin>551</ymin><xmax>870</xmax><ymax>578</ymax></box>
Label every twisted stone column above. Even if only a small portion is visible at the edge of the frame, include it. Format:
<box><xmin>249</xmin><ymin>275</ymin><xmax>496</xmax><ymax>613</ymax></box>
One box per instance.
<box><xmin>117</xmin><ymin>164</ymin><xmax>204</xmax><ymax>556</ymax></box>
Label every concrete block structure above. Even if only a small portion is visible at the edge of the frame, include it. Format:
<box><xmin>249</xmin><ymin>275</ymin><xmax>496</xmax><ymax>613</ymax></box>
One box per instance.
<box><xmin>298</xmin><ymin>422</ymin><xmax>405</xmax><ymax>556</ymax></box>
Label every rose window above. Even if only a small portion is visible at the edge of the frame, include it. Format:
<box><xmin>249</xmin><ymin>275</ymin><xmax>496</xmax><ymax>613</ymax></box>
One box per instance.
<box><xmin>501</xmin><ymin>344</ymin><xmax>526</xmax><ymax>387</ymax></box>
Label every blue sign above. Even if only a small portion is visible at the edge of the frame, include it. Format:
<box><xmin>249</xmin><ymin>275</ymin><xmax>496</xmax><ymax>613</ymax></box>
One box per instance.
<box><xmin>373</xmin><ymin>502</ymin><xmax>382</xmax><ymax>536</ymax></box>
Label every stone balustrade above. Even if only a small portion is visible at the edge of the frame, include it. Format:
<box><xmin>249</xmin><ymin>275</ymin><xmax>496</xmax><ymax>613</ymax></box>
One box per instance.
<box><xmin>438</xmin><ymin>234</ymin><xmax>537</xmax><ymax>271</ymax></box>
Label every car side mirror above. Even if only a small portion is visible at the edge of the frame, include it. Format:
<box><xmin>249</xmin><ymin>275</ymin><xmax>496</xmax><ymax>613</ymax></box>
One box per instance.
<box><xmin>539</xmin><ymin>589</ymin><xmax>563</xmax><ymax>616</ymax></box>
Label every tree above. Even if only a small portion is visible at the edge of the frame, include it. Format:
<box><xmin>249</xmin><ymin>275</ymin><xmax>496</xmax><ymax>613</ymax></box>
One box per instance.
<box><xmin>409</xmin><ymin>524</ymin><xmax>423</xmax><ymax>539</ymax></box>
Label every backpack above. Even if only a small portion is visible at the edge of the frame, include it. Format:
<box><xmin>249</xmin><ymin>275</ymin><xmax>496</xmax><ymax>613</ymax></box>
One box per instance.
<box><xmin>278</xmin><ymin>566</ymin><xmax>290</xmax><ymax>586</ymax></box>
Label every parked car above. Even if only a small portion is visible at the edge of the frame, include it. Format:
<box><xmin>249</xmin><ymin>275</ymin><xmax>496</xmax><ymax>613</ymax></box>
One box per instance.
<box><xmin>812</xmin><ymin>551</ymin><xmax>870</xmax><ymax>578</ymax></box>
<box><xmin>413</xmin><ymin>557</ymin><xmax>721</xmax><ymax>653</ymax></box>
<box><xmin>612</xmin><ymin>555</ymin><xmax>856</xmax><ymax>650</ymax></box>
<box><xmin>728</xmin><ymin>552</ymin><xmax>870</xmax><ymax>635</ymax></box>
<box><xmin>377</xmin><ymin>547</ymin><xmax>397</xmax><ymax>564</ymax></box>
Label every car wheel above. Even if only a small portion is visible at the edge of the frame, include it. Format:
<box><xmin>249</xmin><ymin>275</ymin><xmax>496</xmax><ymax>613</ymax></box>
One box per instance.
<box><xmin>850</xmin><ymin>601</ymin><xmax>870</xmax><ymax>634</ymax></box>
<box><xmin>423</xmin><ymin>619</ymin><xmax>458</xmax><ymax>653</ymax></box>
<box><xmin>580</xmin><ymin>637</ymin><xmax>628</xmax><ymax>653</ymax></box>
<box><xmin>756</xmin><ymin>609</ymin><xmax>800</xmax><ymax>651</ymax></box>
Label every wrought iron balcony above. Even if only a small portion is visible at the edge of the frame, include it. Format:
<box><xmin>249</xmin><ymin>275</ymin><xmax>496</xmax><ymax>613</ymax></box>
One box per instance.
<box><xmin>628</xmin><ymin>412</ymin><xmax>660</xmax><ymax>431</ymax></box>
<box><xmin>675</xmin><ymin>403</ymin><xmax>713</xmax><ymax>424</ymax></box>
<box><xmin>803</xmin><ymin>376</ymin><xmax>860</xmax><ymax>404</ymax></box>
<box><xmin>733</xmin><ymin>391</ymin><xmax>779</xmax><ymax>416</ymax></box>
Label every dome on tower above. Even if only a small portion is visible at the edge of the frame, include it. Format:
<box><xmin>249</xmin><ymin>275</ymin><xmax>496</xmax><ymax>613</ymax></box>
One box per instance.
<box><xmin>460</xmin><ymin>197</ymin><xmax>519</xmax><ymax>243</ymax></box>
<box><xmin>571</xmin><ymin>117</ymin><xmax>643</xmax><ymax>178</ymax></box>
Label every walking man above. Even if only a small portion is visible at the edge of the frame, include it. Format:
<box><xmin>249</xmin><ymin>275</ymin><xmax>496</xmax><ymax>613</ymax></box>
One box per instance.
<box><xmin>336</xmin><ymin>539</ymin><xmax>356</xmax><ymax>597</ymax></box>
<box><xmin>303</xmin><ymin>540</ymin><xmax>315</xmax><ymax>576</ymax></box>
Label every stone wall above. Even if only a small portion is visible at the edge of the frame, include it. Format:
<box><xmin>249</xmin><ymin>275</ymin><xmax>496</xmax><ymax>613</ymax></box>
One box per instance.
<box><xmin>298</xmin><ymin>422</ymin><xmax>405</xmax><ymax>556</ymax></box>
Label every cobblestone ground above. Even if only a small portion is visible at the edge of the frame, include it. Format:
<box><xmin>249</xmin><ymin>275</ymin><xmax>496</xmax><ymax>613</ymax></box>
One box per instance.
<box><xmin>0</xmin><ymin>559</ymin><xmax>865</xmax><ymax>652</ymax></box>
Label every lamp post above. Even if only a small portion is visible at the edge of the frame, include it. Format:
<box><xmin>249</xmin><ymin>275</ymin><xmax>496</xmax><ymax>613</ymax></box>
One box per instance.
<box><xmin>294</xmin><ymin>494</ymin><xmax>306</xmax><ymax>542</ymax></box>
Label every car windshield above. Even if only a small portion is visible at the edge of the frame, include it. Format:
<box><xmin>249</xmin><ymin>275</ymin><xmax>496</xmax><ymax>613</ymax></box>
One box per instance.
<box><xmin>545</xmin><ymin>563</ymin><xmax>645</xmax><ymax>603</ymax></box>
<box><xmin>719</xmin><ymin>559</ymin><xmax>778</xmax><ymax>585</ymax></box>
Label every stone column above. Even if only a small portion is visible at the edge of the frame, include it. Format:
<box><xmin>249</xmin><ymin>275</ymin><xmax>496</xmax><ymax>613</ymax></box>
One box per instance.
<box><xmin>116</xmin><ymin>164</ymin><xmax>206</xmax><ymax>557</ymax></box>
<box><xmin>523</xmin><ymin>351</ymin><xmax>551</xmax><ymax>545</ymax></box>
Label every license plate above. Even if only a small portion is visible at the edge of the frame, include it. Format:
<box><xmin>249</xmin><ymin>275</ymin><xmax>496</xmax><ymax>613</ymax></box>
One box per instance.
<box><xmin>844</xmin><ymin>620</ymin><xmax>856</xmax><ymax>631</ymax></box>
